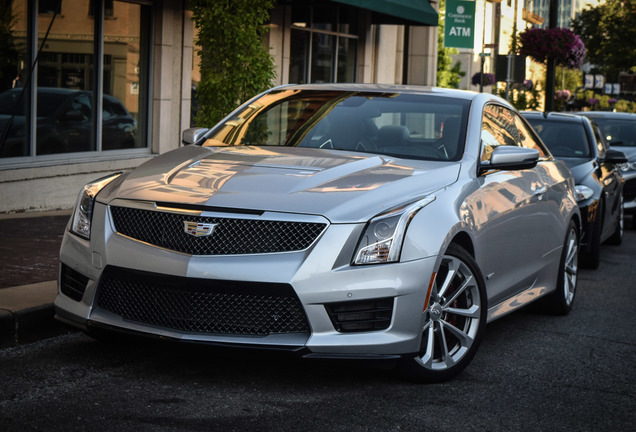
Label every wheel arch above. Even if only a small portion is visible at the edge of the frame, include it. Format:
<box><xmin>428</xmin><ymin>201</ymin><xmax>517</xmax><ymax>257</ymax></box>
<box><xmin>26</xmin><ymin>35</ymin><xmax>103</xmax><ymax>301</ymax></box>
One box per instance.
<box><xmin>449</xmin><ymin>231</ymin><xmax>475</xmax><ymax>258</ymax></box>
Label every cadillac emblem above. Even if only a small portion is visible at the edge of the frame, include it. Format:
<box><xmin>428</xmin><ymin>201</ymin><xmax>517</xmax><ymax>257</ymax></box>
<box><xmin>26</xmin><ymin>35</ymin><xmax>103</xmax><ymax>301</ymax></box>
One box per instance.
<box><xmin>183</xmin><ymin>221</ymin><xmax>217</xmax><ymax>237</ymax></box>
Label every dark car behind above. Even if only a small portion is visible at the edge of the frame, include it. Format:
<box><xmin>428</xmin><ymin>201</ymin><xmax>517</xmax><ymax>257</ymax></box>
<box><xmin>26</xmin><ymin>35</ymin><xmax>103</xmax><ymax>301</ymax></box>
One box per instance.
<box><xmin>523</xmin><ymin>111</ymin><xmax>626</xmax><ymax>269</ymax></box>
<box><xmin>578</xmin><ymin>112</ymin><xmax>636</xmax><ymax>228</ymax></box>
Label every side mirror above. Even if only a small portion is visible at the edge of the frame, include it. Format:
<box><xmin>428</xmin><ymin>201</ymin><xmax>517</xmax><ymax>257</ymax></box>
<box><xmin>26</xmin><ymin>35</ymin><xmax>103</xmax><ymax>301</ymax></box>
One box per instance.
<box><xmin>604</xmin><ymin>148</ymin><xmax>628</xmax><ymax>164</ymax></box>
<box><xmin>182</xmin><ymin>127</ymin><xmax>209</xmax><ymax>145</ymax></box>
<box><xmin>480</xmin><ymin>145</ymin><xmax>539</xmax><ymax>174</ymax></box>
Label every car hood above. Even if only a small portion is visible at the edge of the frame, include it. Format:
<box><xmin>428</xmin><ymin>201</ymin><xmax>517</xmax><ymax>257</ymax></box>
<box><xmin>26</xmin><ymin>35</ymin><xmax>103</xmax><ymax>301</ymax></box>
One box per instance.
<box><xmin>559</xmin><ymin>158</ymin><xmax>595</xmax><ymax>183</ymax></box>
<box><xmin>612</xmin><ymin>145</ymin><xmax>636</xmax><ymax>162</ymax></box>
<box><xmin>103</xmin><ymin>145</ymin><xmax>461</xmax><ymax>223</ymax></box>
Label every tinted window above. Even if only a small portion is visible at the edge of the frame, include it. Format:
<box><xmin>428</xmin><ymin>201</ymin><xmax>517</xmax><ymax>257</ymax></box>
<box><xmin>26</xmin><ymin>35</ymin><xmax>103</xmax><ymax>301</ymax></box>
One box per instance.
<box><xmin>524</xmin><ymin>118</ymin><xmax>591</xmax><ymax>158</ymax></box>
<box><xmin>589</xmin><ymin>118</ymin><xmax>636</xmax><ymax>147</ymax></box>
<box><xmin>205</xmin><ymin>90</ymin><xmax>470</xmax><ymax>161</ymax></box>
<box><xmin>0</xmin><ymin>90</ymin><xmax>69</xmax><ymax>117</ymax></box>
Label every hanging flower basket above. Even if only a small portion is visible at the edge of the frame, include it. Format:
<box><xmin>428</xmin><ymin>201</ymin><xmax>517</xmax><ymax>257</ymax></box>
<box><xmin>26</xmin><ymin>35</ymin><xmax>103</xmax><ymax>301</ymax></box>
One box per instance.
<box><xmin>471</xmin><ymin>72</ymin><xmax>496</xmax><ymax>86</ymax></box>
<box><xmin>518</xmin><ymin>28</ymin><xmax>586</xmax><ymax>69</ymax></box>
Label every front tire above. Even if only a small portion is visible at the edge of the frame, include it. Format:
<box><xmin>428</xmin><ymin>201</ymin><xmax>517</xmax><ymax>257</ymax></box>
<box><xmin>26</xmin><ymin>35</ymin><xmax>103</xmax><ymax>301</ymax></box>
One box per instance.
<box><xmin>398</xmin><ymin>244</ymin><xmax>487</xmax><ymax>383</ymax></box>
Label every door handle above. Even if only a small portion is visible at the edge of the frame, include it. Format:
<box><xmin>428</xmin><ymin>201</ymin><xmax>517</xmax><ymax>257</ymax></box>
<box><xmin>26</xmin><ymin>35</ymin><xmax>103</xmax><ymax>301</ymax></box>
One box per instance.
<box><xmin>533</xmin><ymin>186</ymin><xmax>547</xmax><ymax>199</ymax></box>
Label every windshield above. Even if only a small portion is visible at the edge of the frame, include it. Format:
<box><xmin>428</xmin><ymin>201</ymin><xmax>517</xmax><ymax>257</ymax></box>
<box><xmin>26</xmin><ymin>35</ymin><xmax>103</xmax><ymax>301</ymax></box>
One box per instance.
<box><xmin>203</xmin><ymin>89</ymin><xmax>470</xmax><ymax>161</ymax></box>
<box><xmin>525</xmin><ymin>118</ymin><xmax>591</xmax><ymax>158</ymax></box>
<box><xmin>589</xmin><ymin>118</ymin><xmax>636</xmax><ymax>147</ymax></box>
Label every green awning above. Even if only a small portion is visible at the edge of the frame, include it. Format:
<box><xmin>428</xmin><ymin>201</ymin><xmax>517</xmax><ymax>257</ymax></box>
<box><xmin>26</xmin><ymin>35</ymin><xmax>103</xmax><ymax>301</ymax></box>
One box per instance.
<box><xmin>331</xmin><ymin>0</ymin><xmax>438</xmax><ymax>26</ymax></box>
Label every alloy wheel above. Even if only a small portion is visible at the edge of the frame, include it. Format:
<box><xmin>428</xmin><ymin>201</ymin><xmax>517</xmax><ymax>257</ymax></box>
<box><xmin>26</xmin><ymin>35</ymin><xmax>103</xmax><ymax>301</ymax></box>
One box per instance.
<box><xmin>416</xmin><ymin>254</ymin><xmax>482</xmax><ymax>371</ymax></box>
<box><xmin>562</xmin><ymin>226</ymin><xmax>579</xmax><ymax>306</ymax></box>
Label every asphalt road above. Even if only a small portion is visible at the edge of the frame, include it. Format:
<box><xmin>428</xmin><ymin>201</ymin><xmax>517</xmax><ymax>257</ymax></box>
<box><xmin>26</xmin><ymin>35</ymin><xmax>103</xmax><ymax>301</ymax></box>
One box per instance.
<box><xmin>1</xmin><ymin>223</ymin><xmax>635</xmax><ymax>431</ymax></box>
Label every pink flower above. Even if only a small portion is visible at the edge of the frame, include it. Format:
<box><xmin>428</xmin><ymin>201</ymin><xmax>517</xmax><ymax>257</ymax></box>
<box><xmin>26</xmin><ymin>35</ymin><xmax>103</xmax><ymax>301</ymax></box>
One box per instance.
<box><xmin>519</xmin><ymin>28</ymin><xmax>586</xmax><ymax>69</ymax></box>
<box><xmin>555</xmin><ymin>89</ymin><xmax>571</xmax><ymax>101</ymax></box>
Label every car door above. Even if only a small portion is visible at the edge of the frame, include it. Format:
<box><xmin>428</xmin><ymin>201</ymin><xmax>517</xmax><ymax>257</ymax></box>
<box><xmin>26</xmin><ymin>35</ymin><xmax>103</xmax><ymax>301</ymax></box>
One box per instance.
<box><xmin>474</xmin><ymin>104</ymin><xmax>556</xmax><ymax>306</ymax></box>
<box><xmin>591</xmin><ymin>123</ymin><xmax>622</xmax><ymax>238</ymax></box>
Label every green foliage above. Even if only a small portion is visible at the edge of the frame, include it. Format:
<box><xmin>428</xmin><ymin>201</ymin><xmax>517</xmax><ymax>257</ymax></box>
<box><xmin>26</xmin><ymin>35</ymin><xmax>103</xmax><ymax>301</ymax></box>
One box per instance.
<box><xmin>192</xmin><ymin>0</ymin><xmax>276</xmax><ymax>126</ymax></box>
<box><xmin>572</xmin><ymin>0</ymin><xmax>636</xmax><ymax>80</ymax></box>
<box><xmin>437</xmin><ymin>0</ymin><xmax>465</xmax><ymax>88</ymax></box>
<box><xmin>615</xmin><ymin>100</ymin><xmax>636</xmax><ymax>113</ymax></box>
<box><xmin>555</xmin><ymin>65</ymin><xmax>582</xmax><ymax>96</ymax></box>
<box><xmin>496</xmin><ymin>82</ymin><xmax>542</xmax><ymax>111</ymax></box>
<box><xmin>575</xmin><ymin>89</ymin><xmax>636</xmax><ymax>112</ymax></box>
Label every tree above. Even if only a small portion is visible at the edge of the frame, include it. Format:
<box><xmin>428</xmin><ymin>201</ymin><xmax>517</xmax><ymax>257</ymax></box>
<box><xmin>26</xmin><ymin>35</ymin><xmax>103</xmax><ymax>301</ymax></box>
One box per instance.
<box><xmin>572</xmin><ymin>0</ymin><xmax>636</xmax><ymax>81</ymax></box>
<box><xmin>437</xmin><ymin>0</ymin><xmax>465</xmax><ymax>88</ymax></box>
<box><xmin>191</xmin><ymin>0</ymin><xmax>276</xmax><ymax>126</ymax></box>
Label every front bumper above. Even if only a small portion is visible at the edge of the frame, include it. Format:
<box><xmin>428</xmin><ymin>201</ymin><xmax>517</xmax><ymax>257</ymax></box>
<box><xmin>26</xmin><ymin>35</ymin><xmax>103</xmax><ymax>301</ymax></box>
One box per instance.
<box><xmin>55</xmin><ymin>202</ymin><xmax>437</xmax><ymax>358</ymax></box>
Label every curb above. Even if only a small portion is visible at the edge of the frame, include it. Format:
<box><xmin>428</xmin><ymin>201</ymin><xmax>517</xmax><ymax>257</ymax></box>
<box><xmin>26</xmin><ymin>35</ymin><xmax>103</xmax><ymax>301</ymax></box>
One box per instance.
<box><xmin>0</xmin><ymin>281</ymin><xmax>73</xmax><ymax>348</ymax></box>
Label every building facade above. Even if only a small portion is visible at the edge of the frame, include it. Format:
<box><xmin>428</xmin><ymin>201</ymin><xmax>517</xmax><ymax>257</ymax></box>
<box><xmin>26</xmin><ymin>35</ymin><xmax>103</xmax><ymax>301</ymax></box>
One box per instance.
<box><xmin>0</xmin><ymin>0</ymin><xmax>439</xmax><ymax>213</ymax></box>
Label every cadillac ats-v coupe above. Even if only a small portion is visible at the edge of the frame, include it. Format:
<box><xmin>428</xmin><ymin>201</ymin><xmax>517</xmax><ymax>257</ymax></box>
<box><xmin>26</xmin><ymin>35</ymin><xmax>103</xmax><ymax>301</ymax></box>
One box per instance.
<box><xmin>56</xmin><ymin>85</ymin><xmax>581</xmax><ymax>382</ymax></box>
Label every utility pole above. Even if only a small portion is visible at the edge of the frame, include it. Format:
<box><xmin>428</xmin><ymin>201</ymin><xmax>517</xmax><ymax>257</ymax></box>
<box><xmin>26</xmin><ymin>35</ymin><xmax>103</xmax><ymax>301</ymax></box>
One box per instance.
<box><xmin>544</xmin><ymin>0</ymin><xmax>558</xmax><ymax>112</ymax></box>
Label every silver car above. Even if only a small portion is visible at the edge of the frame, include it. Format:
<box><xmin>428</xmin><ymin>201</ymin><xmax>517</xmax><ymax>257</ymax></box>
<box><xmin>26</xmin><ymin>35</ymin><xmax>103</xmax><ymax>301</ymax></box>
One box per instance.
<box><xmin>56</xmin><ymin>85</ymin><xmax>580</xmax><ymax>382</ymax></box>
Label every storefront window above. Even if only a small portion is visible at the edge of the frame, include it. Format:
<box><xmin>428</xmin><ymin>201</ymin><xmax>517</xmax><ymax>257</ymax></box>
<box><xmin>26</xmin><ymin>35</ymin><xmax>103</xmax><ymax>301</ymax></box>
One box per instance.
<box><xmin>0</xmin><ymin>1</ymin><xmax>28</xmax><ymax>158</ymax></box>
<box><xmin>103</xmin><ymin>1</ymin><xmax>150</xmax><ymax>150</ymax></box>
<box><xmin>311</xmin><ymin>33</ymin><xmax>335</xmax><ymax>83</ymax></box>
<box><xmin>37</xmin><ymin>0</ymin><xmax>96</xmax><ymax>154</ymax></box>
<box><xmin>0</xmin><ymin>0</ymin><xmax>151</xmax><ymax>161</ymax></box>
<box><xmin>289</xmin><ymin>6</ymin><xmax>358</xmax><ymax>84</ymax></box>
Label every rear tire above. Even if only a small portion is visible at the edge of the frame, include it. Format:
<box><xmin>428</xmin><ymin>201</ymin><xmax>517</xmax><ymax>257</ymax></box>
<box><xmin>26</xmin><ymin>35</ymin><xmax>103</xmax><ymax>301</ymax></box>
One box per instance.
<box><xmin>541</xmin><ymin>220</ymin><xmax>579</xmax><ymax>315</ymax></box>
<box><xmin>398</xmin><ymin>244</ymin><xmax>487</xmax><ymax>383</ymax></box>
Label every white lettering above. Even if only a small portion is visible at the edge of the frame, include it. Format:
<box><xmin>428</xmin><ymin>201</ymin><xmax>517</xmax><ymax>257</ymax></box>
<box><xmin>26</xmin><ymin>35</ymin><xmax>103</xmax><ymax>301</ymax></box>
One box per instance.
<box><xmin>449</xmin><ymin>27</ymin><xmax>471</xmax><ymax>37</ymax></box>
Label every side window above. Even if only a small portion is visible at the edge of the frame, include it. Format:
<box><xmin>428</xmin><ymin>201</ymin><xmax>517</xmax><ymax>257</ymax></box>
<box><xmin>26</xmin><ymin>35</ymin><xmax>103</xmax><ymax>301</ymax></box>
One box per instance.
<box><xmin>480</xmin><ymin>104</ymin><xmax>519</xmax><ymax>162</ymax></box>
<box><xmin>102</xmin><ymin>100</ymin><xmax>114</xmax><ymax>121</ymax></box>
<box><xmin>70</xmin><ymin>95</ymin><xmax>92</xmax><ymax>122</ymax></box>
<box><xmin>513</xmin><ymin>113</ymin><xmax>547</xmax><ymax>158</ymax></box>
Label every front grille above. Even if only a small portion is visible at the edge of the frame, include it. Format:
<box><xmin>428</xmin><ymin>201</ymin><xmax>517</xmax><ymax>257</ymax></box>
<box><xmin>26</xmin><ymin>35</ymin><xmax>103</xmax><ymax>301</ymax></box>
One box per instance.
<box><xmin>60</xmin><ymin>264</ymin><xmax>89</xmax><ymax>302</ymax></box>
<box><xmin>110</xmin><ymin>206</ymin><xmax>327</xmax><ymax>255</ymax></box>
<box><xmin>624</xmin><ymin>178</ymin><xmax>636</xmax><ymax>202</ymax></box>
<box><xmin>96</xmin><ymin>266</ymin><xmax>310</xmax><ymax>336</ymax></box>
<box><xmin>325</xmin><ymin>298</ymin><xmax>394</xmax><ymax>332</ymax></box>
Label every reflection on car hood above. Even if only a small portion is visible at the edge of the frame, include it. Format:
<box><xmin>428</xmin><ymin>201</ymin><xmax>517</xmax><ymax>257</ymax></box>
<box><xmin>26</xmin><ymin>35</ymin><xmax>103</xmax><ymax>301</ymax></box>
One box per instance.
<box><xmin>104</xmin><ymin>145</ymin><xmax>461</xmax><ymax>222</ymax></box>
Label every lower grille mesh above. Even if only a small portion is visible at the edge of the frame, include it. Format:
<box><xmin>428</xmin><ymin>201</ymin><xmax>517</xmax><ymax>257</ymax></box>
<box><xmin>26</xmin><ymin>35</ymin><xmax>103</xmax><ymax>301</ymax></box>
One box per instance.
<box><xmin>96</xmin><ymin>266</ymin><xmax>310</xmax><ymax>336</ymax></box>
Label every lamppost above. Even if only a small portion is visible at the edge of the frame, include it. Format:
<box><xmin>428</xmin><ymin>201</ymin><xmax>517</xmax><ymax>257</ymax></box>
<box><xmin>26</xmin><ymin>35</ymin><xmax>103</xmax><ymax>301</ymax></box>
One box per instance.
<box><xmin>544</xmin><ymin>0</ymin><xmax>558</xmax><ymax>112</ymax></box>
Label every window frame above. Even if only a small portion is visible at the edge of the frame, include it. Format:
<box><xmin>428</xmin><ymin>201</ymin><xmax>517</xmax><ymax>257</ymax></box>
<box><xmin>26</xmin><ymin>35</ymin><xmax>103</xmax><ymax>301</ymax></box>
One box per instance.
<box><xmin>289</xmin><ymin>6</ymin><xmax>359</xmax><ymax>84</ymax></box>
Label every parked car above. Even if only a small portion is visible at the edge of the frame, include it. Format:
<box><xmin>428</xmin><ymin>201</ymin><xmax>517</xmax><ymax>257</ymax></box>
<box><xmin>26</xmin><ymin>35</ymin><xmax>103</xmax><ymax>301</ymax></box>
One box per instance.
<box><xmin>523</xmin><ymin>112</ymin><xmax>626</xmax><ymax>269</ymax></box>
<box><xmin>56</xmin><ymin>85</ymin><xmax>580</xmax><ymax>382</ymax></box>
<box><xmin>0</xmin><ymin>87</ymin><xmax>137</xmax><ymax>157</ymax></box>
<box><xmin>578</xmin><ymin>111</ymin><xmax>636</xmax><ymax>228</ymax></box>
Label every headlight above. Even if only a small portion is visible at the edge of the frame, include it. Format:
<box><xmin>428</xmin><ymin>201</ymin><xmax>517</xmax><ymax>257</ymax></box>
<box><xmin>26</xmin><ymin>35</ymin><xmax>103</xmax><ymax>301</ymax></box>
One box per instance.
<box><xmin>70</xmin><ymin>172</ymin><xmax>123</xmax><ymax>239</ymax></box>
<box><xmin>354</xmin><ymin>195</ymin><xmax>436</xmax><ymax>265</ymax></box>
<box><xmin>619</xmin><ymin>162</ymin><xmax>636</xmax><ymax>172</ymax></box>
<box><xmin>574</xmin><ymin>185</ymin><xmax>594</xmax><ymax>202</ymax></box>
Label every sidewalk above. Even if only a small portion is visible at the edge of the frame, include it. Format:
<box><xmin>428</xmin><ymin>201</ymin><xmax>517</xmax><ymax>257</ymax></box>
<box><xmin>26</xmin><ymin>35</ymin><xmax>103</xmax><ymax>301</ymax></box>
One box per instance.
<box><xmin>0</xmin><ymin>210</ymin><xmax>74</xmax><ymax>348</ymax></box>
